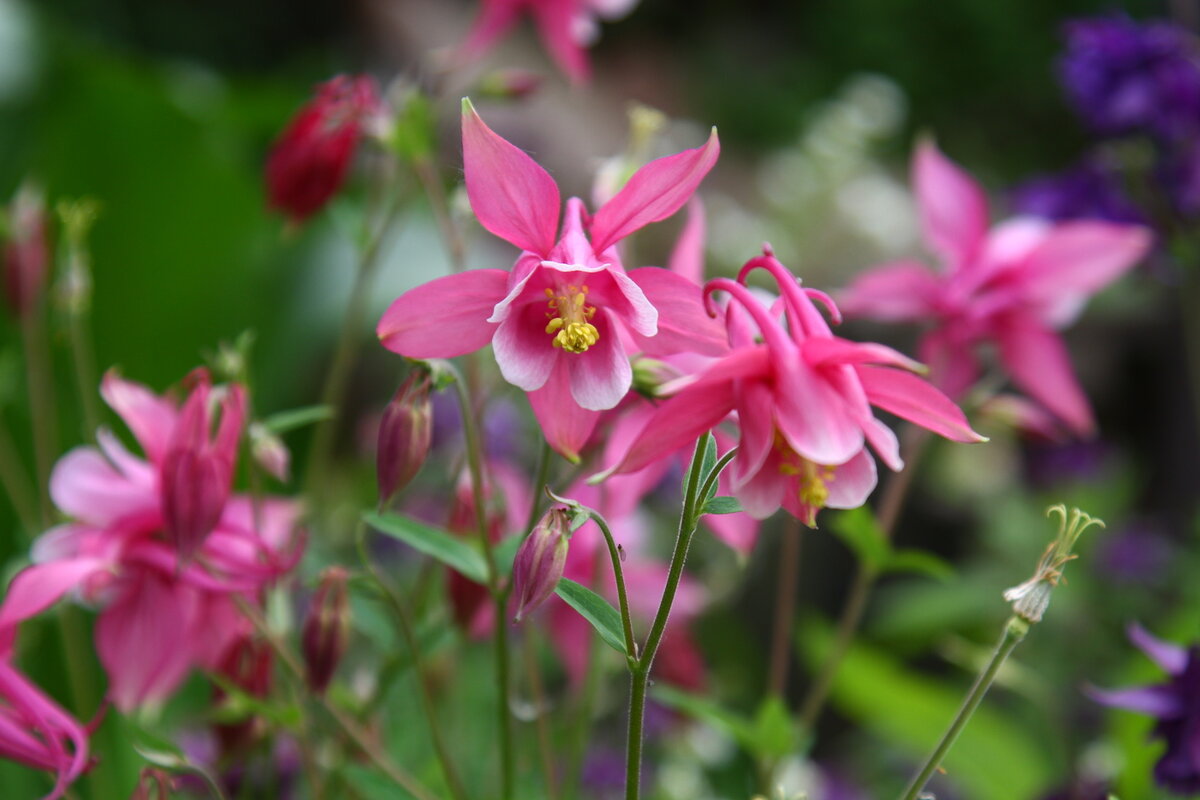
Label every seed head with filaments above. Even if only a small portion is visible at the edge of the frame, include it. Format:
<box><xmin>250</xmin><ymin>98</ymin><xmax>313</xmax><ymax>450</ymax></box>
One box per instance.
<box><xmin>1004</xmin><ymin>504</ymin><xmax>1105</xmax><ymax>623</ymax></box>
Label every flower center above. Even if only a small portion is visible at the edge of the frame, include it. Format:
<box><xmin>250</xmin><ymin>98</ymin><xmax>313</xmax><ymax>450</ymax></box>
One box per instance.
<box><xmin>778</xmin><ymin>437</ymin><xmax>835</xmax><ymax>526</ymax></box>
<box><xmin>545</xmin><ymin>285</ymin><xmax>599</xmax><ymax>354</ymax></box>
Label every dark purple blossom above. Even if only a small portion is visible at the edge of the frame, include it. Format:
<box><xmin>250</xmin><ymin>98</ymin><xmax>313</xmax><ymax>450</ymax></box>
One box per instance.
<box><xmin>1012</xmin><ymin>157</ymin><xmax>1147</xmax><ymax>224</ymax></box>
<box><xmin>1094</xmin><ymin>521</ymin><xmax>1173</xmax><ymax>584</ymax></box>
<box><xmin>1089</xmin><ymin>624</ymin><xmax>1200</xmax><ymax>794</ymax></box>
<box><xmin>1158</xmin><ymin>139</ymin><xmax>1200</xmax><ymax>218</ymax></box>
<box><xmin>1059</xmin><ymin>15</ymin><xmax>1200</xmax><ymax>142</ymax></box>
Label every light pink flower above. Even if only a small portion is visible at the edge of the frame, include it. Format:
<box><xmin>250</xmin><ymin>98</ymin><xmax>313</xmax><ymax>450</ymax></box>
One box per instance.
<box><xmin>0</xmin><ymin>373</ymin><xmax>301</xmax><ymax>712</ymax></box>
<box><xmin>0</xmin><ymin>658</ymin><xmax>91</xmax><ymax>800</ymax></box>
<box><xmin>378</xmin><ymin>101</ymin><xmax>724</xmax><ymax>459</ymax></box>
<box><xmin>840</xmin><ymin>140</ymin><xmax>1152</xmax><ymax>435</ymax></box>
<box><xmin>602</xmin><ymin>250</ymin><xmax>986</xmax><ymax>526</ymax></box>
<box><xmin>460</xmin><ymin>0</ymin><xmax>639</xmax><ymax>83</ymax></box>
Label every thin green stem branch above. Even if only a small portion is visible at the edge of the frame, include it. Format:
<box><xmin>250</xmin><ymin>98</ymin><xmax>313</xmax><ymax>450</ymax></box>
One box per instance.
<box><xmin>587</xmin><ymin>508</ymin><xmax>638</xmax><ymax>658</ymax></box>
<box><xmin>768</xmin><ymin>517</ymin><xmax>803</xmax><ymax>698</ymax></box>
<box><xmin>412</xmin><ymin>156</ymin><xmax>466</xmax><ymax>273</ymax></box>
<box><xmin>898</xmin><ymin>616</ymin><xmax>1028</xmax><ymax>800</ymax></box>
<box><xmin>0</xmin><ymin>414</ymin><xmax>39</xmax><ymax>535</ymax></box>
<box><xmin>66</xmin><ymin>308</ymin><xmax>100</xmax><ymax>440</ymax></box>
<box><xmin>525</xmin><ymin>440</ymin><xmax>554</xmax><ymax>533</ymax></box>
<box><xmin>21</xmin><ymin>308</ymin><xmax>56</xmax><ymax>525</ymax></box>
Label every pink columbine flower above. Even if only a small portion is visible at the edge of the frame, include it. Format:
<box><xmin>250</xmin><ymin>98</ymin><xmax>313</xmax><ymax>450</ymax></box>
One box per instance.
<box><xmin>0</xmin><ymin>658</ymin><xmax>91</xmax><ymax>799</ymax></box>
<box><xmin>839</xmin><ymin>140</ymin><xmax>1153</xmax><ymax>436</ymax></box>
<box><xmin>161</xmin><ymin>370</ymin><xmax>245</xmax><ymax>562</ymax></box>
<box><xmin>378</xmin><ymin>100</ymin><xmax>724</xmax><ymax>459</ymax></box>
<box><xmin>265</xmin><ymin>75</ymin><xmax>382</xmax><ymax>224</ymax></box>
<box><xmin>460</xmin><ymin>0</ymin><xmax>640</xmax><ymax>84</ymax></box>
<box><xmin>601</xmin><ymin>250</ymin><xmax>986</xmax><ymax>526</ymax></box>
<box><xmin>0</xmin><ymin>372</ymin><xmax>302</xmax><ymax>711</ymax></box>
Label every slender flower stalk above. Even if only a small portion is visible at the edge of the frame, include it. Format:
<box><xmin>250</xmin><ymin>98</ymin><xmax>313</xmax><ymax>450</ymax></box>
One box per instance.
<box><xmin>55</xmin><ymin>198</ymin><xmax>102</xmax><ymax>439</ymax></box>
<box><xmin>767</xmin><ymin>517</ymin><xmax>803</xmax><ymax>698</ymax></box>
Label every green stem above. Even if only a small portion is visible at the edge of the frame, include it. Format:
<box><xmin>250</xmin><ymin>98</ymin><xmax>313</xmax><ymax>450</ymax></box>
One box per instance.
<box><xmin>565</xmin><ymin>554</ymin><xmax>605</xmax><ymax>796</ymax></box>
<box><xmin>525</xmin><ymin>440</ymin><xmax>554</xmax><ymax>533</ymax></box>
<box><xmin>624</xmin><ymin>437</ymin><xmax>709</xmax><ymax>800</ymax></box>
<box><xmin>0</xmin><ymin>413</ymin><xmax>39</xmax><ymax>535</ymax></box>
<box><xmin>523</xmin><ymin>629</ymin><xmax>559</xmax><ymax>800</ymax></box>
<box><xmin>356</xmin><ymin>525</ymin><xmax>468</xmax><ymax>800</ymax></box>
<box><xmin>767</xmin><ymin>517</ymin><xmax>803</xmax><ymax>698</ymax></box>
<box><xmin>66</xmin><ymin>306</ymin><xmax>101</xmax><ymax>440</ymax></box>
<box><xmin>898</xmin><ymin>616</ymin><xmax>1029</xmax><ymax>800</ymax></box>
<box><xmin>21</xmin><ymin>307</ymin><xmax>56</xmax><ymax>525</ymax></box>
<box><xmin>412</xmin><ymin>155</ymin><xmax>466</xmax><ymax>273</ymax></box>
<box><xmin>584</xmin><ymin>508</ymin><xmax>637</xmax><ymax>658</ymax></box>
<box><xmin>449</xmin><ymin>363</ymin><xmax>514</xmax><ymax>799</ymax></box>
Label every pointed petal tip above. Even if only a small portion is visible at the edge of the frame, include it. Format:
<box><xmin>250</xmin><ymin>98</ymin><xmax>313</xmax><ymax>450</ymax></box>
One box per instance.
<box><xmin>461</xmin><ymin>96</ymin><xmax>476</xmax><ymax>115</ymax></box>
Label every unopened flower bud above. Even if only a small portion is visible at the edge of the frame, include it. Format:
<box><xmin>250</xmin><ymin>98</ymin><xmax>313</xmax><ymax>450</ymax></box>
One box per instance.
<box><xmin>3</xmin><ymin>182</ymin><xmax>49</xmax><ymax>319</ymax></box>
<box><xmin>512</xmin><ymin>507</ymin><xmax>571</xmax><ymax>623</ymax></box>
<box><xmin>265</xmin><ymin>74</ymin><xmax>383</xmax><ymax>224</ymax></box>
<box><xmin>130</xmin><ymin>767</ymin><xmax>176</xmax><ymax>800</ymax></box>
<box><xmin>302</xmin><ymin>566</ymin><xmax>350</xmax><ymax>695</ymax></box>
<box><xmin>250</xmin><ymin>422</ymin><xmax>291</xmax><ymax>482</ymax></box>
<box><xmin>161</xmin><ymin>370</ymin><xmax>246</xmax><ymax>562</ymax></box>
<box><xmin>630</xmin><ymin>356</ymin><xmax>682</xmax><ymax>398</ymax></box>
<box><xmin>376</xmin><ymin>369</ymin><xmax>433</xmax><ymax>505</ymax></box>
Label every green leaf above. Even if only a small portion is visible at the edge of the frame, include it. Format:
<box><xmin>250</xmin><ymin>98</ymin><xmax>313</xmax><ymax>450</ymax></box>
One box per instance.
<box><xmin>683</xmin><ymin>432</ymin><xmax>717</xmax><ymax>501</ymax></box>
<box><xmin>885</xmin><ymin>548</ymin><xmax>955</xmax><ymax>581</ymax></box>
<box><xmin>341</xmin><ymin>763</ymin><xmax>421</xmax><ymax>800</ymax></box>
<box><xmin>129</xmin><ymin>725</ymin><xmax>188</xmax><ymax>769</ymax></box>
<box><xmin>568</xmin><ymin>508</ymin><xmax>591</xmax><ymax>532</ymax></box>
<box><xmin>829</xmin><ymin>506</ymin><xmax>891</xmax><ymax>569</ymax></box>
<box><xmin>555</xmin><ymin>578</ymin><xmax>627</xmax><ymax>655</ymax></box>
<box><xmin>652</xmin><ymin>685</ymin><xmax>755</xmax><ymax>748</ymax></box>
<box><xmin>702</xmin><ymin>496</ymin><xmax>742</xmax><ymax>515</ymax></box>
<box><xmin>261</xmin><ymin>404</ymin><xmax>333</xmax><ymax>435</ymax></box>
<box><xmin>750</xmin><ymin>696</ymin><xmax>799</xmax><ymax>760</ymax></box>
<box><xmin>365</xmin><ymin>511</ymin><xmax>488</xmax><ymax>584</ymax></box>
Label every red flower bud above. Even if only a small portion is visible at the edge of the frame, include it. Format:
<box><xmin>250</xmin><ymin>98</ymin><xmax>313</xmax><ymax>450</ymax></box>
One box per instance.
<box><xmin>265</xmin><ymin>75</ymin><xmax>382</xmax><ymax>224</ymax></box>
<box><xmin>512</xmin><ymin>507</ymin><xmax>571</xmax><ymax>623</ymax></box>
<box><xmin>376</xmin><ymin>370</ymin><xmax>433</xmax><ymax>505</ymax></box>
<box><xmin>301</xmin><ymin>566</ymin><xmax>350</xmax><ymax>695</ymax></box>
<box><xmin>160</xmin><ymin>369</ymin><xmax>245</xmax><ymax>562</ymax></box>
<box><xmin>3</xmin><ymin>183</ymin><xmax>49</xmax><ymax>319</ymax></box>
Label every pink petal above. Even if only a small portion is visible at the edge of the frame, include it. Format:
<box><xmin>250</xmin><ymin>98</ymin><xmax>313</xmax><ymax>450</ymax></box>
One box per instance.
<box><xmin>589</xmin><ymin>128</ymin><xmax>720</xmax><ymax>253</ymax></box>
<box><xmin>607</xmin><ymin>380</ymin><xmax>736</xmax><ymax>477</ymax></box>
<box><xmin>918</xmin><ymin>327</ymin><xmax>981</xmax><ymax>401</ymax></box>
<box><xmin>734</xmin><ymin>450</ymin><xmax>789</xmax><ymax>519</ymax></box>
<box><xmin>626</xmin><ymin>267</ymin><xmax>727</xmax><ymax>357</ymax></box>
<box><xmin>459</xmin><ymin>0</ymin><xmax>523</xmax><ymax>59</ymax></box>
<box><xmin>99</xmin><ymin>371</ymin><xmax>178</xmax><ymax>464</ymax></box>
<box><xmin>659</xmin><ymin>346</ymin><xmax>771</xmax><ymax>396</ymax></box>
<box><xmin>731</xmin><ymin>381</ymin><xmax>775</xmax><ymax>490</ymax></box>
<box><xmin>992</xmin><ymin>313</ymin><xmax>1094</xmax><ymax>436</ymax></box>
<box><xmin>1128</xmin><ymin>622</ymin><xmax>1188</xmax><ymax>675</ymax></box>
<box><xmin>462</xmin><ymin>100</ymin><xmax>561</xmax><ymax>254</ymax></box>
<box><xmin>49</xmin><ymin>447</ymin><xmax>159</xmax><ymax>529</ymax></box>
<box><xmin>913</xmin><ymin>138</ymin><xmax>989</xmax><ymax>271</ymax></box>
<box><xmin>772</xmin><ymin>361</ymin><xmax>865</xmax><ymax>466</ymax></box>
<box><xmin>566</xmin><ymin>311</ymin><xmax>633</xmax><ymax>410</ymax></box>
<box><xmin>0</xmin><ymin>559</ymin><xmax>109</xmax><ymax>649</ymax></box>
<box><xmin>95</xmin><ymin>572</ymin><xmax>194</xmax><ymax>712</ymax></box>
<box><xmin>803</xmin><ymin>336</ymin><xmax>923</xmax><ymax>372</ymax></box>
<box><xmin>701</xmin><ymin>511</ymin><xmax>759</xmax><ymax>555</ymax></box>
<box><xmin>856</xmin><ymin>365</ymin><xmax>986</xmax><ymax>443</ymax></box>
<box><xmin>824</xmin><ymin>448</ymin><xmax>878</xmax><ymax>508</ymax></box>
<box><xmin>493</xmin><ymin>302</ymin><xmax>561</xmax><ymax>392</ymax></box>
<box><xmin>840</xmin><ymin>261</ymin><xmax>940</xmax><ymax>321</ymax></box>
<box><xmin>528</xmin><ymin>360</ymin><xmax>601</xmax><ymax>462</ymax></box>
<box><xmin>377</xmin><ymin>269</ymin><xmax>508</xmax><ymax>357</ymax></box>
<box><xmin>530</xmin><ymin>0</ymin><xmax>591</xmax><ymax>83</ymax></box>
<box><xmin>667</xmin><ymin>198</ymin><xmax>706</xmax><ymax>284</ymax></box>
<box><xmin>600</xmin><ymin>405</ymin><xmax>675</xmax><ymax>520</ymax></box>
<box><xmin>1017</xmin><ymin>221</ymin><xmax>1152</xmax><ymax>305</ymax></box>
<box><xmin>862</xmin><ymin>415</ymin><xmax>903</xmax><ymax>472</ymax></box>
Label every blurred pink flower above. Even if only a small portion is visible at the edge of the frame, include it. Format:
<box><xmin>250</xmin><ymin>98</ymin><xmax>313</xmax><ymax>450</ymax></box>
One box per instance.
<box><xmin>603</xmin><ymin>251</ymin><xmax>985</xmax><ymax>526</ymax></box>
<box><xmin>379</xmin><ymin>101</ymin><xmax>724</xmax><ymax>459</ymax></box>
<box><xmin>3</xmin><ymin>183</ymin><xmax>49</xmax><ymax>320</ymax></box>
<box><xmin>0</xmin><ymin>658</ymin><xmax>91</xmax><ymax>799</ymax></box>
<box><xmin>460</xmin><ymin>0</ymin><xmax>640</xmax><ymax>83</ymax></box>
<box><xmin>840</xmin><ymin>140</ymin><xmax>1152</xmax><ymax>435</ymax></box>
<box><xmin>0</xmin><ymin>372</ymin><xmax>302</xmax><ymax>711</ymax></box>
<box><xmin>265</xmin><ymin>75</ymin><xmax>381</xmax><ymax>224</ymax></box>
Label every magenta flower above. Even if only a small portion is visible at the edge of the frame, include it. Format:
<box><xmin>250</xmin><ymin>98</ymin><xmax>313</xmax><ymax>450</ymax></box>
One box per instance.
<box><xmin>460</xmin><ymin>0</ymin><xmax>640</xmax><ymax>83</ymax></box>
<box><xmin>840</xmin><ymin>140</ymin><xmax>1152</xmax><ymax>435</ymax></box>
<box><xmin>378</xmin><ymin>100</ymin><xmax>724</xmax><ymax>459</ymax></box>
<box><xmin>0</xmin><ymin>372</ymin><xmax>302</xmax><ymax>711</ymax></box>
<box><xmin>0</xmin><ymin>658</ymin><xmax>91</xmax><ymax>799</ymax></box>
<box><xmin>265</xmin><ymin>75</ymin><xmax>382</xmax><ymax>224</ymax></box>
<box><xmin>602</xmin><ymin>251</ymin><xmax>985</xmax><ymax>526</ymax></box>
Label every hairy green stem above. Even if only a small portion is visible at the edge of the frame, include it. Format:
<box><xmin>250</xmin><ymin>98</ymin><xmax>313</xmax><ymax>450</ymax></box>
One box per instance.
<box><xmin>585</xmin><ymin>509</ymin><xmax>637</xmax><ymax>658</ymax></box>
<box><xmin>898</xmin><ymin>616</ymin><xmax>1029</xmax><ymax>800</ymax></box>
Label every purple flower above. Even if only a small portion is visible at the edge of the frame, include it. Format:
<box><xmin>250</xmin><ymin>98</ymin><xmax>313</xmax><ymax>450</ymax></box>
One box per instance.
<box><xmin>1089</xmin><ymin>624</ymin><xmax>1200</xmax><ymax>794</ymax></box>
<box><xmin>1093</xmin><ymin>521</ymin><xmax>1173</xmax><ymax>584</ymax></box>
<box><xmin>1012</xmin><ymin>157</ymin><xmax>1147</xmax><ymax>225</ymax></box>
<box><xmin>1158</xmin><ymin>138</ymin><xmax>1200</xmax><ymax>218</ymax></box>
<box><xmin>1058</xmin><ymin>15</ymin><xmax>1200</xmax><ymax>142</ymax></box>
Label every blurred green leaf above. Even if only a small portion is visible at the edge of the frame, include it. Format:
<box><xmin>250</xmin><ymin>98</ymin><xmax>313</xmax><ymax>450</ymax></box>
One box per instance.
<box><xmin>884</xmin><ymin>549</ymin><xmax>955</xmax><ymax>581</ymax></box>
<box><xmin>829</xmin><ymin>506</ymin><xmax>890</xmax><ymax>569</ymax></box>
<box><xmin>702</xmin><ymin>496</ymin><xmax>743</xmax><ymax>515</ymax></box>
<box><xmin>750</xmin><ymin>695</ymin><xmax>799</xmax><ymax>760</ymax></box>
<box><xmin>365</xmin><ymin>511</ymin><xmax>488</xmax><ymax>584</ymax></box>
<box><xmin>261</xmin><ymin>404</ymin><xmax>333</xmax><ymax>434</ymax></box>
<box><xmin>555</xmin><ymin>578</ymin><xmax>627</xmax><ymax>655</ymax></box>
<box><xmin>652</xmin><ymin>684</ymin><xmax>755</xmax><ymax>747</ymax></box>
<box><xmin>341</xmin><ymin>763</ymin><xmax>421</xmax><ymax>800</ymax></box>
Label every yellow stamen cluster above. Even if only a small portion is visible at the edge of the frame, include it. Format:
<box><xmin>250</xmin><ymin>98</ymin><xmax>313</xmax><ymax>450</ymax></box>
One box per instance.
<box><xmin>777</xmin><ymin>436</ymin><xmax>836</xmax><ymax>527</ymax></box>
<box><xmin>544</xmin><ymin>285</ymin><xmax>600</xmax><ymax>354</ymax></box>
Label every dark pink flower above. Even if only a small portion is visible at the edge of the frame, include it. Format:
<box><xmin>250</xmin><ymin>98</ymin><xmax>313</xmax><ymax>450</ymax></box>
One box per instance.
<box><xmin>2</xmin><ymin>183</ymin><xmax>49</xmax><ymax>320</ymax></box>
<box><xmin>379</xmin><ymin>100</ymin><xmax>724</xmax><ymax>459</ymax></box>
<box><xmin>301</xmin><ymin>567</ymin><xmax>350</xmax><ymax>695</ymax></box>
<box><xmin>0</xmin><ymin>658</ymin><xmax>91</xmax><ymax>799</ymax></box>
<box><xmin>461</xmin><ymin>0</ymin><xmax>640</xmax><ymax>83</ymax></box>
<box><xmin>512</xmin><ymin>507</ymin><xmax>570</xmax><ymax>622</ymax></box>
<box><xmin>265</xmin><ymin>75</ymin><xmax>381</xmax><ymax>224</ymax></box>
<box><xmin>841</xmin><ymin>140</ymin><xmax>1152</xmax><ymax>435</ymax></box>
<box><xmin>376</xmin><ymin>370</ymin><xmax>434</xmax><ymax>506</ymax></box>
<box><xmin>603</xmin><ymin>251</ymin><xmax>985</xmax><ymax>525</ymax></box>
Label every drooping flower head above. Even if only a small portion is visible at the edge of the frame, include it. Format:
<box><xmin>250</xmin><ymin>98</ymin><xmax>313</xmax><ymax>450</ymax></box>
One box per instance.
<box><xmin>460</xmin><ymin>0</ymin><xmax>640</xmax><ymax>84</ymax></box>
<box><xmin>1089</xmin><ymin>624</ymin><xmax>1200</xmax><ymax>794</ymax></box>
<box><xmin>841</xmin><ymin>140</ymin><xmax>1152</xmax><ymax>435</ymax></box>
<box><xmin>0</xmin><ymin>658</ymin><xmax>91</xmax><ymax>800</ymax></box>
<box><xmin>602</xmin><ymin>249</ymin><xmax>984</xmax><ymax>526</ymax></box>
<box><xmin>378</xmin><ymin>100</ymin><xmax>724</xmax><ymax>459</ymax></box>
<box><xmin>265</xmin><ymin>75</ymin><xmax>383</xmax><ymax>224</ymax></box>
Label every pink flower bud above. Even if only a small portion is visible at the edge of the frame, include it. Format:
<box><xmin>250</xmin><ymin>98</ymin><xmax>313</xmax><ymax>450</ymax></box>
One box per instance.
<box><xmin>265</xmin><ymin>75</ymin><xmax>382</xmax><ymax>224</ymax></box>
<box><xmin>376</xmin><ymin>370</ymin><xmax>433</xmax><ymax>505</ymax></box>
<box><xmin>3</xmin><ymin>183</ymin><xmax>49</xmax><ymax>319</ymax></box>
<box><xmin>249</xmin><ymin>422</ymin><xmax>291</xmax><ymax>482</ymax></box>
<box><xmin>301</xmin><ymin>566</ymin><xmax>350</xmax><ymax>695</ymax></box>
<box><xmin>160</xmin><ymin>369</ymin><xmax>246</xmax><ymax>562</ymax></box>
<box><xmin>512</xmin><ymin>507</ymin><xmax>571</xmax><ymax>623</ymax></box>
<box><xmin>129</xmin><ymin>768</ymin><xmax>176</xmax><ymax>800</ymax></box>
